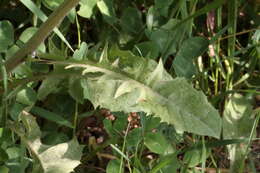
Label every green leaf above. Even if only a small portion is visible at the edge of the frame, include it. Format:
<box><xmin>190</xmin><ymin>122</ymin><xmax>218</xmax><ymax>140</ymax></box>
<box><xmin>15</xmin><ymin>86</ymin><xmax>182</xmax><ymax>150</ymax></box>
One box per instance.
<box><xmin>73</xmin><ymin>42</ymin><xmax>88</xmax><ymax>60</ymax></box>
<box><xmin>62</xmin><ymin>49</ymin><xmax>221</xmax><ymax>138</ymax></box>
<box><xmin>146</xmin><ymin>6</ymin><xmax>164</xmax><ymax>31</ymax></box>
<box><xmin>142</xmin><ymin>115</ymin><xmax>161</xmax><ymax>132</ymax></box>
<box><xmin>41</xmin><ymin>0</ymin><xmax>75</xmax><ymax>23</ymax></box>
<box><xmin>0</xmin><ymin>166</ymin><xmax>9</xmax><ymax>173</ymax></box>
<box><xmin>12</xmin><ymin>113</ymin><xmax>82</xmax><ymax>173</ymax></box>
<box><xmin>10</xmin><ymin>103</ymin><xmax>26</xmax><ymax>121</ymax></box>
<box><xmin>19</xmin><ymin>27</ymin><xmax>46</xmax><ymax>53</ymax></box>
<box><xmin>161</xmin><ymin>0</ymin><xmax>225</xmax><ymax>58</ymax></box>
<box><xmin>6</xmin><ymin>147</ymin><xmax>20</xmax><ymax>159</ymax></box>
<box><xmin>19</xmin><ymin>0</ymin><xmax>74</xmax><ymax>51</ymax></box>
<box><xmin>5</xmin><ymin>44</ymin><xmax>19</xmax><ymax>59</ymax></box>
<box><xmin>126</xmin><ymin>128</ymin><xmax>142</xmax><ymax>149</ymax></box>
<box><xmin>133</xmin><ymin>41</ymin><xmax>159</xmax><ymax>59</ymax></box>
<box><xmin>42</xmin><ymin>0</ymin><xmax>64</xmax><ymax>10</ymax></box>
<box><xmin>103</xmin><ymin>118</ymin><xmax>116</xmax><ymax>137</ymax></box>
<box><xmin>171</xmin><ymin>0</ymin><xmax>225</xmax><ymax>32</ymax></box>
<box><xmin>121</xmin><ymin>7</ymin><xmax>142</xmax><ymax>35</ymax></box>
<box><xmin>172</xmin><ymin>37</ymin><xmax>209</xmax><ymax>78</ymax></box>
<box><xmin>37</xmin><ymin>77</ymin><xmax>62</xmax><ymax>101</ymax></box>
<box><xmin>0</xmin><ymin>20</ymin><xmax>14</xmax><ymax>52</ymax></box>
<box><xmin>144</xmin><ymin>132</ymin><xmax>173</xmax><ymax>155</ymax></box>
<box><xmin>69</xmin><ymin>78</ymin><xmax>85</xmax><ymax>104</ymax></box>
<box><xmin>106</xmin><ymin>160</ymin><xmax>122</xmax><ymax>173</ymax></box>
<box><xmin>30</xmin><ymin>62</ymin><xmax>49</xmax><ymax>73</ymax></box>
<box><xmin>30</xmin><ymin>106</ymin><xmax>73</xmax><ymax>128</ymax></box>
<box><xmin>42</xmin><ymin>132</ymin><xmax>69</xmax><ymax>145</ymax></box>
<box><xmin>223</xmin><ymin>93</ymin><xmax>255</xmax><ymax>172</ymax></box>
<box><xmin>77</xmin><ymin>0</ymin><xmax>98</xmax><ymax>18</ymax></box>
<box><xmin>149</xmin><ymin>29</ymin><xmax>173</xmax><ymax>53</ymax></box>
<box><xmin>150</xmin><ymin>154</ymin><xmax>180</xmax><ymax>173</ymax></box>
<box><xmin>13</xmin><ymin>63</ymin><xmax>33</xmax><ymax>78</ymax></box>
<box><xmin>16</xmin><ymin>87</ymin><xmax>37</xmax><ymax>106</ymax></box>
<box><xmin>133</xmin><ymin>168</ymin><xmax>141</xmax><ymax>173</ymax></box>
<box><xmin>113</xmin><ymin>112</ymin><xmax>128</xmax><ymax>132</ymax></box>
<box><xmin>183</xmin><ymin>148</ymin><xmax>210</xmax><ymax>167</ymax></box>
<box><xmin>0</xmin><ymin>147</ymin><xmax>9</xmax><ymax>162</ymax></box>
<box><xmin>155</xmin><ymin>0</ymin><xmax>174</xmax><ymax>17</ymax></box>
<box><xmin>97</xmin><ymin>0</ymin><xmax>116</xmax><ymax>24</ymax></box>
<box><xmin>42</xmin><ymin>94</ymin><xmax>76</xmax><ymax>118</ymax></box>
<box><xmin>223</xmin><ymin>94</ymin><xmax>254</xmax><ymax>139</ymax></box>
<box><xmin>147</xmin><ymin>19</ymin><xmax>186</xmax><ymax>57</ymax></box>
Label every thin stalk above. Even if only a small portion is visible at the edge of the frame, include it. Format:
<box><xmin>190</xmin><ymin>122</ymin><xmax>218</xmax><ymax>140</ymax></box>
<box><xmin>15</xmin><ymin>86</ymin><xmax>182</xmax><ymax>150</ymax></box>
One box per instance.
<box><xmin>214</xmin><ymin>6</ymin><xmax>222</xmax><ymax>95</ymax></box>
<box><xmin>220</xmin><ymin>28</ymin><xmax>260</xmax><ymax>41</ymax></box>
<box><xmin>4</xmin><ymin>0</ymin><xmax>80</xmax><ymax>74</ymax></box>
<box><xmin>188</xmin><ymin>0</ymin><xmax>198</xmax><ymax>37</ymax></box>
<box><xmin>73</xmin><ymin>102</ymin><xmax>79</xmax><ymax>136</ymax></box>
<box><xmin>201</xmin><ymin>137</ymin><xmax>206</xmax><ymax>173</ymax></box>
<box><xmin>75</xmin><ymin>15</ymin><xmax>81</xmax><ymax>48</ymax></box>
<box><xmin>226</xmin><ymin>2</ymin><xmax>238</xmax><ymax>171</ymax></box>
<box><xmin>226</xmin><ymin>0</ymin><xmax>237</xmax><ymax>91</ymax></box>
<box><xmin>33</xmin><ymin>0</ymin><xmax>41</xmax><ymax>26</ymax></box>
<box><xmin>119</xmin><ymin>122</ymin><xmax>131</xmax><ymax>173</ymax></box>
<box><xmin>0</xmin><ymin>60</ymin><xmax>8</xmax><ymax>126</ymax></box>
<box><xmin>239</xmin><ymin>112</ymin><xmax>260</xmax><ymax>173</ymax></box>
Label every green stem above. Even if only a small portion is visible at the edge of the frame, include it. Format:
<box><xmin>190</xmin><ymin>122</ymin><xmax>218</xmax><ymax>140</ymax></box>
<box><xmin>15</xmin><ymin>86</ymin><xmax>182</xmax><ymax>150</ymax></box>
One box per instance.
<box><xmin>239</xmin><ymin>112</ymin><xmax>260</xmax><ymax>173</ymax></box>
<box><xmin>0</xmin><ymin>60</ymin><xmax>8</xmax><ymax>126</ymax></box>
<box><xmin>4</xmin><ymin>0</ymin><xmax>80</xmax><ymax>74</ymax></box>
<box><xmin>75</xmin><ymin>15</ymin><xmax>81</xmax><ymax>48</ymax></box>
<box><xmin>214</xmin><ymin>6</ymin><xmax>222</xmax><ymax>95</ymax></box>
<box><xmin>226</xmin><ymin>0</ymin><xmax>237</xmax><ymax>91</ymax></box>
<box><xmin>73</xmin><ymin>102</ymin><xmax>79</xmax><ymax>136</ymax></box>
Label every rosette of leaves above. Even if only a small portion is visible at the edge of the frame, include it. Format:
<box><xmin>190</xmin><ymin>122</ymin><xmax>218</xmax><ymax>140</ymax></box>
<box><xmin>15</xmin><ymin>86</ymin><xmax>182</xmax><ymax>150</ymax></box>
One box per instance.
<box><xmin>62</xmin><ymin>48</ymin><xmax>221</xmax><ymax>138</ymax></box>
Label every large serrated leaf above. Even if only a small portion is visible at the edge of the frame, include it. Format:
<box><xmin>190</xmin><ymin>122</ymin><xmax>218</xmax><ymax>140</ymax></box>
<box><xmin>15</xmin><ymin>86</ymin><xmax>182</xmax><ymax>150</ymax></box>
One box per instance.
<box><xmin>11</xmin><ymin>113</ymin><xmax>82</xmax><ymax>173</ymax></box>
<box><xmin>62</xmin><ymin>49</ymin><xmax>221</xmax><ymax>138</ymax></box>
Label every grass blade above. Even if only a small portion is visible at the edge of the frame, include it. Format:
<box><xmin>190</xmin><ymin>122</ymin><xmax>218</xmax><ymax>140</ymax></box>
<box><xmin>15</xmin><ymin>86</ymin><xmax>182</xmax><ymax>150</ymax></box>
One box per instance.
<box><xmin>20</xmin><ymin>0</ymin><xmax>74</xmax><ymax>52</ymax></box>
<box><xmin>162</xmin><ymin>0</ymin><xmax>225</xmax><ymax>58</ymax></box>
<box><xmin>30</xmin><ymin>106</ymin><xmax>73</xmax><ymax>128</ymax></box>
<box><xmin>3</xmin><ymin>0</ymin><xmax>80</xmax><ymax>75</ymax></box>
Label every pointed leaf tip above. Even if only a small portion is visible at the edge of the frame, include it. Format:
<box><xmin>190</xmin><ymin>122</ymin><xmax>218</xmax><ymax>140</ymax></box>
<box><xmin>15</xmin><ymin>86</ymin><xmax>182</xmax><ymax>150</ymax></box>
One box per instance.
<box><xmin>99</xmin><ymin>43</ymin><xmax>109</xmax><ymax>64</ymax></box>
<box><xmin>147</xmin><ymin>58</ymin><xmax>165</xmax><ymax>86</ymax></box>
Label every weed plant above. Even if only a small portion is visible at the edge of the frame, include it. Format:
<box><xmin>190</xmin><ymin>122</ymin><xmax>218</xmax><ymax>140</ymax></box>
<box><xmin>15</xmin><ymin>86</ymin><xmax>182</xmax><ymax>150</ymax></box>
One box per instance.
<box><xmin>0</xmin><ymin>0</ymin><xmax>259</xmax><ymax>173</ymax></box>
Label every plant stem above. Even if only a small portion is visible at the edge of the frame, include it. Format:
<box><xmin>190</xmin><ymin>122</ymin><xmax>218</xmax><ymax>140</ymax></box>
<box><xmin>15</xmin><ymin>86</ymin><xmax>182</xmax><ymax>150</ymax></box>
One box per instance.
<box><xmin>226</xmin><ymin>0</ymin><xmax>237</xmax><ymax>91</ymax></box>
<box><xmin>214</xmin><ymin>6</ymin><xmax>222</xmax><ymax>95</ymax></box>
<box><xmin>4</xmin><ymin>0</ymin><xmax>80</xmax><ymax>74</ymax></box>
<box><xmin>73</xmin><ymin>102</ymin><xmax>79</xmax><ymax>136</ymax></box>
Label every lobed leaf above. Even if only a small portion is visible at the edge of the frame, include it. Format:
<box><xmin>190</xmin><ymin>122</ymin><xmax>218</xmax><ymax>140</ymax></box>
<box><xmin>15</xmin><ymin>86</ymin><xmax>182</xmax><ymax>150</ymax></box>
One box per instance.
<box><xmin>64</xmin><ymin>50</ymin><xmax>221</xmax><ymax>138</ymax></box>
